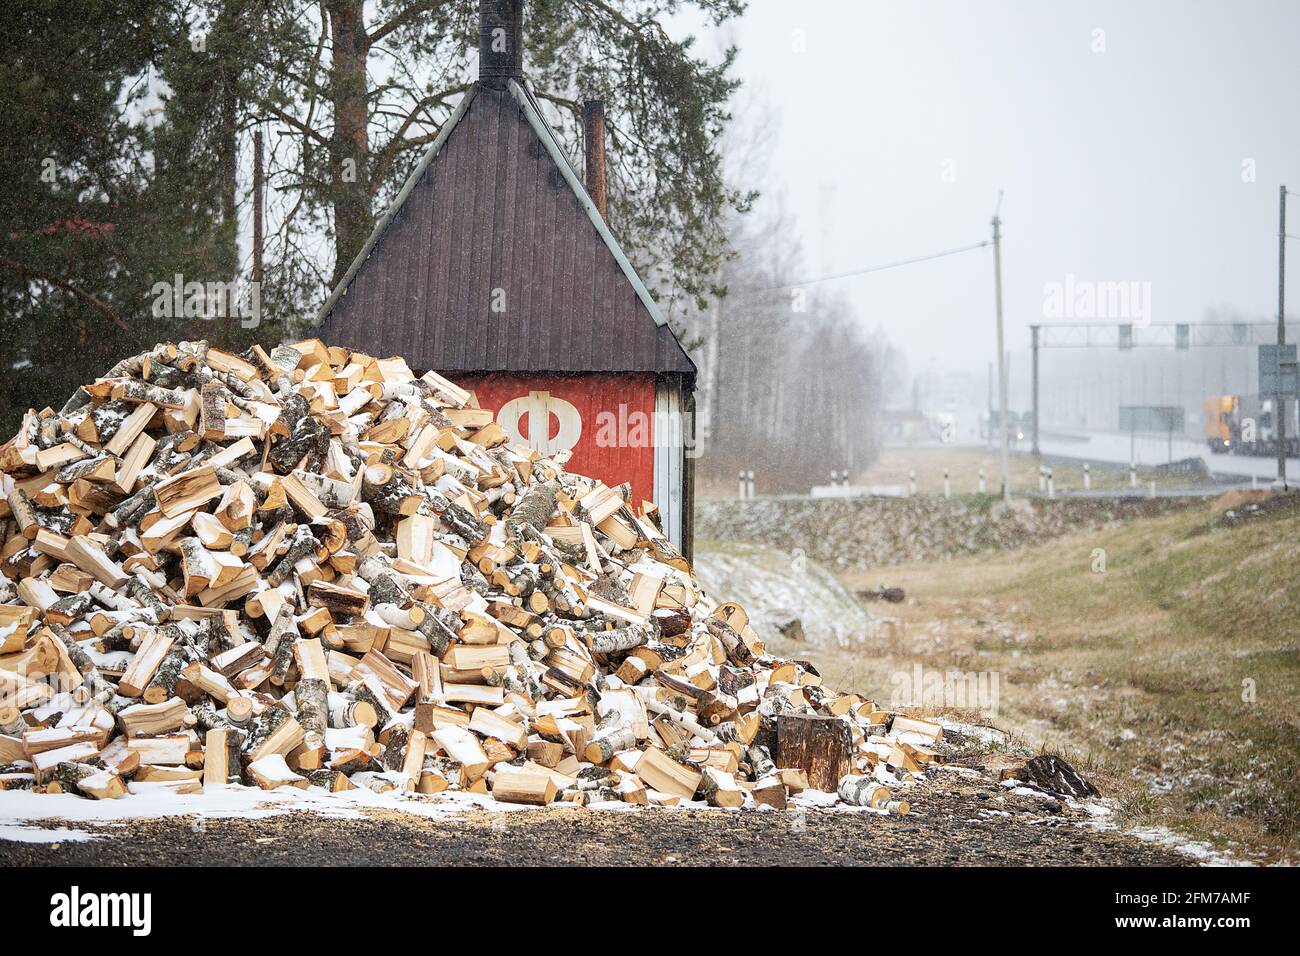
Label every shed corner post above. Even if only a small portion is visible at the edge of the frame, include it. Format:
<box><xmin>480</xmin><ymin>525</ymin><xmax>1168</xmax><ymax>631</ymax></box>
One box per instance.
<box><xmin>683</xmin><ymin>378</ymin><xmax>697</xmax><ymax>564</ymax></box>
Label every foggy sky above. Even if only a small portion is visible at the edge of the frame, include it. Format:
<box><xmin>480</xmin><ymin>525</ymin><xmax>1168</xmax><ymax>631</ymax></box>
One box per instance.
<box><xmin>685</xmin><ymin>0</ymin><xmax>1300</xmax><ymax>378</ymax></box>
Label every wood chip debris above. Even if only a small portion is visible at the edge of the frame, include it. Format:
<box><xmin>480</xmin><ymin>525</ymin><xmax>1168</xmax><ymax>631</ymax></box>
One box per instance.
<box><xmin>0</xmin><ymin>339</ymin><xmax>938</xmax><ymax>810</ymax></box>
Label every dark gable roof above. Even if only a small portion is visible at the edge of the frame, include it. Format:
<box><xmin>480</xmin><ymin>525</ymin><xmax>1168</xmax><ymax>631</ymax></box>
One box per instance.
<box><xmin>315</xmin><ymin>81</ymin><xmax>695</xmax><ymax>377</ymax></box>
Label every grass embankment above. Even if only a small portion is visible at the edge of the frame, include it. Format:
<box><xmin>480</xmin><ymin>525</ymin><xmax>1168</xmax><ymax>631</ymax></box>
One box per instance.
<box><xmin>769</xmin><ymin>492</ymin><xmax>1299</xmax><ymax>862</ymax></box>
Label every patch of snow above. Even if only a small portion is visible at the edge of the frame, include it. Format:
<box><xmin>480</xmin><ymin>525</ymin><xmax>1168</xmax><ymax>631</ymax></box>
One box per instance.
<box><xmin>940</xmin><ymin>719</ymin><xmax>1008</xmax><ymax>746</ymax></box>
<box><xmin>0</xmin><ymin>785</ymin><xmax>365</xmax><ymax>828</ymax></box>
<box><xmin>997</xmin><ymin>780</ymin><xmax>1045</xmax><ymax>797</ymax></box>
<box><xmin>1078</xmin><ymin>801</ymin><xmax>1257</xmax><ymax>866</ymax></box>
<box><xmin>0</xmin><ymin>824</ymin><xmax>102</xmax><ymax>843</ymax></box>
<box><xmin>1127</xmin><ymin>826</ymin><xmax>1258</xmax><ymax>867</ymax></box>
<box><xmin>892</xmin><ymin>731</ymin><xmax>937</xmax><ymax>747</ymax></box>
<box><xmin>693</xmin><ymin>542</ymin><xmax>881</xmax><ymax>647</ymax></box>
<box><xmin>0</xmin><ymin>779</ymin><xmax>913</xmax><ymax>833</ymax></box>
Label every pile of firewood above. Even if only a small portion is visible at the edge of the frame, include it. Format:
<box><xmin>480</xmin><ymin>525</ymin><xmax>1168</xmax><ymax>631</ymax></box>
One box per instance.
<box><xmin>0</xmin><ymin>340</ymin><xmax>939</xmax><ymax>810</ymax></box>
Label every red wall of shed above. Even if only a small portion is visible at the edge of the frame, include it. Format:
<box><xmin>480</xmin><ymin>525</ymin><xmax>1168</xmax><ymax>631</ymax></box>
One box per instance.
<box><xmin>452</xmin><ymin>372</ymin><xmax>657</xmax><ymax>506</ymax></box>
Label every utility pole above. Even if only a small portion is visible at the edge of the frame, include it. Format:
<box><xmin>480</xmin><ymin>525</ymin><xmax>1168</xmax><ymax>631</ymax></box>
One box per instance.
<box><xmin>992</xmin><ymin>203</ymin><xmax>1010</xmax><ymax>502</ymax></box>
<box><xmin>987</xmin><ymin>361</ymin><xmax>994</xmax><ymax>449</ymax></box>
<box><xmin>252</xmin><ymin>128</ymin><xmax>264</xmax><ymax>286</ymax></box>
<box><xmin>1277</xmin><ymin>185</ymin><xmax>1288</xmax><ymax>489</ymax></box>
<box><xmin>1030</xmin><ymin>324</ymin><xmax>1040</xmax><ymax>457</ymax></box>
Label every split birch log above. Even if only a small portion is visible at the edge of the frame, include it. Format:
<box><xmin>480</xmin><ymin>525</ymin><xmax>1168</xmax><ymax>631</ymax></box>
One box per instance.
<box><xmin>491</xmin><ymin>769</ymin><xmax>556</xmax><ymax>805</ymax></box>
<box><xmin>700</xmin><ymin>766</ymin><xmax>746</xmax><ymax>808</ymax></box>
<box><xmin>249</xmin><ymin>753</ymin><xmax>308</xmax><ymax>790</ymax></box>
<box><xmin>747</xmin><ymin>743</ymin><xmax>777</xmax><ymax>779</ymax></box>
<box><xmin>510</xmin><ymin>481</ymin><xmax>557</xmax><ymax>531</ymax></box>
<box><xmin>837</xmin><ymin>774</ymin><xmax>908</xmax><ymax>813</ymax></box>
<box><xmin>7</xmin><ymin>489</ymin><xmax>38</xmax><ymax>539</ymax></box>
<box><xmin>117</xmin><ymin>632</ymin><xmax>175</xmax><ymax>697</ymax></box>
<box><xmin>635</xmin><ymin>747</ymin><xmax>702</xmax><ymax>800</ymax></box>
<box><xmin>295</xmin><ymin>677</ymin><xmax>329</xmax><ymax>755</ymax></box>
<box><xmin>347</xmin><ymin>678</ymin><xmax>394</xmax><ymax>732</ymax></box>
<box><xmin>143</xmin><ymin>640</ymin><xmax>189</xmax><ymax>704</ymax></box>
<box><xmin>52</xmin><ymin>762</ymin><xmax>126</xmax><ymax>800</ymax></box>
<box><xmin>202</xmin><ymin>727</ymin><xmax>246</xmax><ymax>788</ymax></box>
<box><xmin>118</xmin><ymin>697</ymin><xmax>187</xmax><ymax>736</ymax></box>
<box><xmin>328</xmin><ymin>693</ymin><xmax>378</xmax><ymax>730</ymax></box>
<box><xmin>586</xmin><ymin>625</ymin><xmax>649</xmax><ymax>656</ymax></box>
<box><xmin>583</xmin><ymin>726</ymin><xmax>637</xmax><ymax>765</ymax></box>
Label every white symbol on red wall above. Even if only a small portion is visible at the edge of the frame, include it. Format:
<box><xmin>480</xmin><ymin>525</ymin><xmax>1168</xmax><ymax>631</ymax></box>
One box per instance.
<box><xmin>498</xmin><ymin>390</ymin><xmax>582</xmax><ymax>455</ymax></box>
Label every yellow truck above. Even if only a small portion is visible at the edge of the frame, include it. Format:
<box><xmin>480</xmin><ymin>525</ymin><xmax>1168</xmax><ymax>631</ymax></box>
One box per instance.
<box><xmin>1204</xmin><ymin>394</ymin><xmax>1299</xmax><ymax>455</ymax></box>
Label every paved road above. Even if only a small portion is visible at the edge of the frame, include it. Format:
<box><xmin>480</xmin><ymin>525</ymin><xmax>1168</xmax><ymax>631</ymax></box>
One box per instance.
<box><xmin>1037</xmin><ymin>429</ymin><xmax>1298</xmax><ymax>481</ymax></box>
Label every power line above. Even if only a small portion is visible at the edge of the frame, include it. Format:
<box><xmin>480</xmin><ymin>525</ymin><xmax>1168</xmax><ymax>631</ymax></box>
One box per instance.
<box><xmin>732</xmin><ymin>239</ymin><xmax>990</xmax><ymax>295</ymax></box>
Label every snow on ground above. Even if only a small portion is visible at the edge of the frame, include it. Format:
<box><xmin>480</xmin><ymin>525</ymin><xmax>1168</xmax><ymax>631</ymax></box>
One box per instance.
<box><xmin>0</xmin><ymin>783</ymin><xmax>892</xmax><ymax>836</ymax></box>
<box><xmin>693</xmin><ymin>540</ymin><xmax>883</xmax><ymax>647</ymax></box>
<box><xmin>1077</xmin><ymin>800</ymin><xmax>1260</xmax><ymax>866</ymax></box>
<box><xmin>0</xmin><ymin>824</ymin><xmax>103</xmax><ymax>843</ymax></box>
<box><xmin>0</xmin><ymin>785</ymin><xmax>533</xmax><ymax>830</ymax></box>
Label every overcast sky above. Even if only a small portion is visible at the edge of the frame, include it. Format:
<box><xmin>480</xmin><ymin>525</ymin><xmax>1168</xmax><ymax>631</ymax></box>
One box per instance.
<box><xmin>681</xmin><ymin>0</ymin><xmax>1300</xmax><ymax>378</ymax></box>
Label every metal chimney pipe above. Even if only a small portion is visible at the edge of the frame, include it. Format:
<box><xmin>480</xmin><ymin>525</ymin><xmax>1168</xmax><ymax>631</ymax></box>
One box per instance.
<box><xmin>479</xmin><ymin>0</ymin><xmax>524</xmax><ymax>89</ymax></box>
<box><xmin>583</xmin><ymin>97</ymin><xmax>608</xmax><ymax>221</ymax></box>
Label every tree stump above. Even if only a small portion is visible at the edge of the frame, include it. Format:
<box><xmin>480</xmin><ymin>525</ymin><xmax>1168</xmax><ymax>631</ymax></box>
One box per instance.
<box><xmin>775</xmin><ymin>714</ymin><xmax>851</xmax><ymax>792</ymax></box>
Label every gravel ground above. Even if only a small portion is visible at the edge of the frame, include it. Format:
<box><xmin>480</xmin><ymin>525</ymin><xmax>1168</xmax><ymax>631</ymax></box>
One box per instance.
<box><xmin>1</xmin><ymin>774</ymin><xmax>1189</xmax><ymax>866</ymax></box>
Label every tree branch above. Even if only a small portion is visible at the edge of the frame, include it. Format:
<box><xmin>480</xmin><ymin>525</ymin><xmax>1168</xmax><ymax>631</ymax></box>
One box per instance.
<box><xmin>368</xmin><ymin>84</ymin><xmax>470</xmax><ymax>193</ymax></box>
<box><xmin>570</xmin><ymin>0</ymin><xmax>652</xmax><ymax>34</ymax></box>
<box><xmin>366</xmin><ymin>0</ymin><xmax>456</xmax><ymax>47</ymax></box>
<box><xmin>0</xmin><ymin>254</ymin><xmax>130</xmax><ymax>332</ymax></box>
<box><xmin>533</xmin><ymin>89</ymin><xmax>584</xmax><ymax>123</ymax></box>
<box><xmin>254</xmin><ymin>99</ymin><xmax>331</xmax><ymax>147</ymax></box>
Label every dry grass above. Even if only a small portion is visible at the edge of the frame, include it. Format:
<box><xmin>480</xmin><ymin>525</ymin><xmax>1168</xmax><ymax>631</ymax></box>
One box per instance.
<box><xmin>767</xmin><ymin>492</ymin><xmax>1300</xmax><ymax>863</ymax></box>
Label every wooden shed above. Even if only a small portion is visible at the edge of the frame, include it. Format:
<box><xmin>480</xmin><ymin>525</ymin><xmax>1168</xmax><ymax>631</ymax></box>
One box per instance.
<box><xmin>315</xmin><ymin>0</ymin><xmax>696</xmax><ymax>556</ymax></box>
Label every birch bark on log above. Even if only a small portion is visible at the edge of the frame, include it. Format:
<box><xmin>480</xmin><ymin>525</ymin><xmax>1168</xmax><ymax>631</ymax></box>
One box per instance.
<box><xmin>49</xmin><ymin>625</ymin><xmax>114</xmax><ymax>702</ymax></box>
<box><xmin>511</xmin><ymin>480</ymin><xmax>557</xmax><ymax>531</ymax></box>
<box><xmin>144</xmin><ymin>640</ymin><xmax>190</xmax><ymax>704</ymax></box>
<box><xmin>348</xmin><ymin>678</ymin><xmax>394</xmax><ymax>731</ymax></box>
<box><xmin>587</xmin><ymin>625</ymin><xmax>649</xmax><ymax>656</ymax></box>
<box><xmin>295</xmin><ymin>677</ymin><xmax>329</xmax><ymax>751</ymax></box>
<box><xmin>583</xmin><ymin>725</ymin><xmax>636</xmax><ymax>764</ymax></box>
